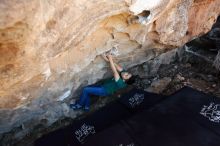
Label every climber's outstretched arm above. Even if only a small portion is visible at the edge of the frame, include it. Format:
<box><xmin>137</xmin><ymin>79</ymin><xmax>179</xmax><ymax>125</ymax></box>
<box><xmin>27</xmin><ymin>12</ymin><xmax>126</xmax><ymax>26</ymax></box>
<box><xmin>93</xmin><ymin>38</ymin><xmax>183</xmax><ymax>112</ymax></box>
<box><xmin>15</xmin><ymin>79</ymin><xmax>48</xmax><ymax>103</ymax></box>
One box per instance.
<box><xmin>101</xmin><ymin>54</ymin><xmax>109</xmax><ymax>62</ymax></box>
<box><xmin>107</xmin><ymin>55</ymin><xmax>120</xmax><ymax>81</ymax></box>
<box><xmin>114</xmin><ymin>62</ymin><xmax>123</xmax><ymax>72</ymax></box>
<box><xmin>102</xmin><ymin>54</ymin><xmax>123</xmax><ymax>72</ymax></box>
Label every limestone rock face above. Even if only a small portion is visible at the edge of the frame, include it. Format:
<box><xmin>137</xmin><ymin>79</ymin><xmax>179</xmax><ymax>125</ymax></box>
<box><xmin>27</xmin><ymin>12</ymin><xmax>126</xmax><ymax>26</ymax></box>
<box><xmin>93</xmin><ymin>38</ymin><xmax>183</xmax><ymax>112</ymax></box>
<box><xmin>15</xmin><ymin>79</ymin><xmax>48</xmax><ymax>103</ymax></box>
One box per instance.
<box><xmin>0</xmin><ymin>0</ymin><xmax>220</xmax><ymax>138</ymax></box>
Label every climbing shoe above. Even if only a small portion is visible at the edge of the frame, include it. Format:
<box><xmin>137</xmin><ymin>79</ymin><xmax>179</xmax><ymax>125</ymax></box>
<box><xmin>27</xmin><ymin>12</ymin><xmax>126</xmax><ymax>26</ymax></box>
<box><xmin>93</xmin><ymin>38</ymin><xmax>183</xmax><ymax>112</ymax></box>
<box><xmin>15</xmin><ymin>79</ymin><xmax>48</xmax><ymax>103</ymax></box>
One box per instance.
<box><xmin>84</xmin><ymin>106</ymin><xmax>90</xmax><ymax>112</ymax></box>
<box><xmin>70</xmin><ymin>103</ymin><xmax>82</xmax><ymax>110</ymax></box>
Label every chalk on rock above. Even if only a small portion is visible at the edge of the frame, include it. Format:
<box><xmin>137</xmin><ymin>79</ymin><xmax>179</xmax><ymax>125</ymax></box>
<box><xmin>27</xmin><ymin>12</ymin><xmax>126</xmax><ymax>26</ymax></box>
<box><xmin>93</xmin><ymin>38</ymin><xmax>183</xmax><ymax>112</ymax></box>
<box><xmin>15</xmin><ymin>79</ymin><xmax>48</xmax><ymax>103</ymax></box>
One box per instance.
<box><xmin>57</xmin><ymin>90</ymin><xmax>71</xmax><ymax>101</ymax></box>
<box><xmin>104</xmin><ymin>46</ymin><xmax>120</xmax><ymax>57</ymax></box>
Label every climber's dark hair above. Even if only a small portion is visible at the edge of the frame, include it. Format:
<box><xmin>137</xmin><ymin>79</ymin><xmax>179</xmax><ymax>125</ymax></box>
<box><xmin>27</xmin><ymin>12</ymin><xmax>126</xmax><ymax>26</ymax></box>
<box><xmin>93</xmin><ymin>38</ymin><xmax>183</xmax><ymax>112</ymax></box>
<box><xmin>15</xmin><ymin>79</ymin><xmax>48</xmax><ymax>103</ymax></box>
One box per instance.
<box><xmin>125</xmin><ymin>75</ymin><xmax>137</xmax><ymax>85</ymax></box>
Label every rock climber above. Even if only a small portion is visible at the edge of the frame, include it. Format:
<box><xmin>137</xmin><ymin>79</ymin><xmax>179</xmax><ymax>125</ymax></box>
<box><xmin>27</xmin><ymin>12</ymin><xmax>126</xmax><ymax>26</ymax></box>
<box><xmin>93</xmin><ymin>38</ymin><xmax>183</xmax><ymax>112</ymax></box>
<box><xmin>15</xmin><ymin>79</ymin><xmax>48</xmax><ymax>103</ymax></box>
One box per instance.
<box><xmin>70</xmin><ymin>54</ymin><xmax>136</xmax><ymax>111</ymax></box>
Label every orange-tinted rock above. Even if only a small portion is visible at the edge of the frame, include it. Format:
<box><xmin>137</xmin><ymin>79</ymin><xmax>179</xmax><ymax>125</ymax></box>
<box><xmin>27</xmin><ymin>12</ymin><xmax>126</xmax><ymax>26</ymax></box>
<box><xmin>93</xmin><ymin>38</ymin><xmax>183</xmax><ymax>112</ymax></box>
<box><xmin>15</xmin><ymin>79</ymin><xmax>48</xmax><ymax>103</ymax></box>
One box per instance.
<box><xmin>0</xmin><ymin>0</ymin><xmax>220</xmax><ymax>139</ymax></box>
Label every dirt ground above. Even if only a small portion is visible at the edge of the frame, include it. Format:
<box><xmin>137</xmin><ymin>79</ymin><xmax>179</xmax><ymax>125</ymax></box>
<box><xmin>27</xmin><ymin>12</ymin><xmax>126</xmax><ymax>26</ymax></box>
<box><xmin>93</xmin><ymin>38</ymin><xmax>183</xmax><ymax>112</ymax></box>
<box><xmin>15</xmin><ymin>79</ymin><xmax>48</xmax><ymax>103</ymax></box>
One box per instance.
<box><xmin>134</xmin><ymin>51</ymin><xmax>220</xmax><ymax>98</ymax></box>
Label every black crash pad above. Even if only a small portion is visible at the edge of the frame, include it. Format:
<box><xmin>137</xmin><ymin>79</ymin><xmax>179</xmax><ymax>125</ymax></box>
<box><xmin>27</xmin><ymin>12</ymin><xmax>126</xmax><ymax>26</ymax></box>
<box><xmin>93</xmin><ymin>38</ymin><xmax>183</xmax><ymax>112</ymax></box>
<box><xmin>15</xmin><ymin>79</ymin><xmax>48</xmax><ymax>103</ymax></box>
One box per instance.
<box><xmin>35</xmin><ymin>101</ymin><xmax>131</xmax><ymax>146</ymax></box>
<box><xmin>79</xmin><ymin>87</ymin><xmax>220</xmax><ymax>146</ymax></box>
<box><xmin>35</xmin><ymin>88</ymin><xmax>164</xmax><ymax>146</ymax></box>
<box><xmin>65</xmin><ymin>101</ymin><xmax>132</xmax><ymax>145</ymax></box>
<box><xmin>83</xmin><ymin>123</ymin><xmax>139</xmax><ymax>146</ymax></box>
<box><xmin>149</xmin><ymin>87</ymin><xmax>220</xmax><ymax>136</ymax></box>
<box><xmin>35</xmin><ymin>87</ymin><xmax>220</xmax><ymax>146</ymax></box>
<box><xmin>118</xmin><ymin>88</ymin><xmax>165</xmax><ymax>112</ymax></box>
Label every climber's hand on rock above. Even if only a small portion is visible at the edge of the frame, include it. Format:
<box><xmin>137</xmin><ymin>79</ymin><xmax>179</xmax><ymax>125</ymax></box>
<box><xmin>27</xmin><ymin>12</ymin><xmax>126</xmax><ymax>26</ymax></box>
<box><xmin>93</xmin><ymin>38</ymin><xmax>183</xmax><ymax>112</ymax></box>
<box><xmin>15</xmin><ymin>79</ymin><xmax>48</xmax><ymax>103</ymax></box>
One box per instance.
<box><xmin>107</xmin><ymin>54</ymin><xmax>112</xmax><ymax>59</ymax></box>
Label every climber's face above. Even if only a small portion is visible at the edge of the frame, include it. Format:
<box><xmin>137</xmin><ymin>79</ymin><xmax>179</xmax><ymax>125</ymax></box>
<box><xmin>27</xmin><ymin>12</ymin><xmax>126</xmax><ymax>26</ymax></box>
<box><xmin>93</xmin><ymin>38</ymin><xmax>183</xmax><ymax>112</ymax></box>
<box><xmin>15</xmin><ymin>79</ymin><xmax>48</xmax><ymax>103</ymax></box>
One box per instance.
<box><xmin>121</xmin><ymin>72</ymin><xmax>132</xmax><ymax>80</ymax></box>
